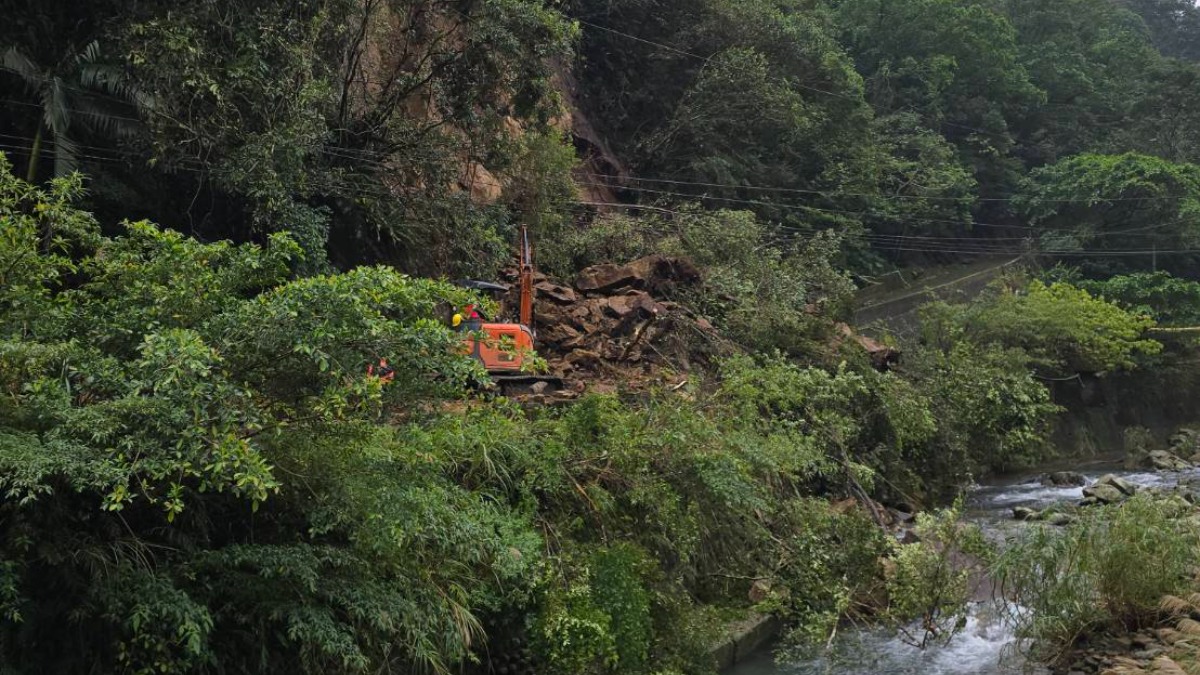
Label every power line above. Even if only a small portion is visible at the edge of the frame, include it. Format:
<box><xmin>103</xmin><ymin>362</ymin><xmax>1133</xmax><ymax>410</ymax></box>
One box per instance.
<box><xmin>580</xmin><ymin>170</ymin><xmax>1192</xmax><ymax>204</ymax></box>
<box><xmin>3</xmin><ymin>129</ymin><xmax>1197</xmax><ymax>259</ymax></box>
<box><xmin>576</xmin><ymin>179</ymin><xmax>1200</xmax><ymax>237</ymax></box>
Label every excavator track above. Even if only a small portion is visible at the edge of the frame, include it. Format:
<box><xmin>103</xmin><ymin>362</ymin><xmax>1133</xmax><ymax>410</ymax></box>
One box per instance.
<box><xmin>490</xmin><ymin>374</ymin><xmax>564</xmax><ymax>397</ymax></box>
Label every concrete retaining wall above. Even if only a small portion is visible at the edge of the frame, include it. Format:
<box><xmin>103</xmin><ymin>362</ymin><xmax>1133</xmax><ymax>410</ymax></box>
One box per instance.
<box><xmin>711</xmin><ymin>613</ymin><xmax>781</xmax><ymax>672</ymax></box>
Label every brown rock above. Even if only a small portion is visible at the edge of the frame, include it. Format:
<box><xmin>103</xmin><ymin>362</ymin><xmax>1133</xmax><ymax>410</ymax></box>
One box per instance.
<box><xmin>601</xmin><ymin>294</ymin><xmax>639</xmax><ymax>318</ymax></box>
<box><xmin>535</xmin><ymin>281</ymin><xmax>576</xmax><ymax>304</ymax></box>
<box><xmin>565</xmin><ymin>349</ymin><xmax>602</xmax><ymax>369</ymax></box>
<box><xmin>834</xmin><ymin>323</ymin><xmax>901</xmax><ymax>371</ymax></box>
<box><xmin>748</xmin><ymin>579</ymin><xmax>771</xmax><ymax>603</ymax></box>
<box><xmin>1147</xmin><ymin>449</ymin><xmax>1193</xmax><ymax>471</ymax></box>
<box><xmin>575</xmin><ymin>255</ymin><xmax>701</xmax><ymax>294</ymax></box>
<box><xmin>541</xmin><ymin>324</ymin><xmax>582</xmax><ymax>346</ymax></box>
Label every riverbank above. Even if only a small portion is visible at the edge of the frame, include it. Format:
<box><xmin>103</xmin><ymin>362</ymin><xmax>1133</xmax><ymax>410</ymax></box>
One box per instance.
<box><xmin>728</xmin><ymin>453</ymin><xmax>1200</xmax><ymax>675</ymax></box>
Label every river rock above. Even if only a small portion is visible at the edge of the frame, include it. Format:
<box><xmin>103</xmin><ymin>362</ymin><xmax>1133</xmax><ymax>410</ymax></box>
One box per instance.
<box><xmin>1095</xmin><ymin>473</ymin><xmax>1140</xmax><ymax>496</ymax></box>
<box><xmin>1045</xmin><ymin>512</ymin><xmax>1076</xmax><ymax>526</ymax></box>
<box><xmin>1013</xmin><ymin>506</ymin><xmax>1041</xmax><ymax>521</ymax></box>
<box><xmin>1170</xmin><ymin>427</ymin><xmax>1200</xmax><ymax>455</ymax></box>
<box><xmin>1042</xmin><ymin>471</ymin><xmax>1087</xmax><ymax>487</ymax></box>
<box><xmin>1082</xmin><ymin>483</ymin><xmax>1125</xmax><ymax>504</ymax></box>
<box><xmin>1146</xmin><ymin>449</ymin><xmax>1193</xmax><ymax>471</ymax></box>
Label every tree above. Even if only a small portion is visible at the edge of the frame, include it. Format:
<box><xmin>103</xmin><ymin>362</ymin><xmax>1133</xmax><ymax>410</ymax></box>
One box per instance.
<box><xmin>1015</xmin><ymin>153</ymin><xmax>1200</xmax><ymax>277</ymax></box>
<box><xmin>831</xmin><ymin>0</ymin><xmax>1041</xmax><ymax>195</ymax></box>
<box><xmin>0</xmin><ymin>41</ymin><xmax>143</xmax><ymax>180</ymax></box>
<box><xmin>570</xmin><ymin>0</ymin><xmax>878</xmax><ymax>228</ymax></box>
<box><xmin>926</xmin><ymin>279</ymin><xmax>1162</xmax><ymax>374</ymax></box>
<box><xmin>1119</xmin><ymin>0</ymin><xmax>1200</xmax><ymax>61</ymax></box>
<box><xmin>999</xmin><ymin>0</ymin><xmax>1164</xmax><ymax>164</ymax></box>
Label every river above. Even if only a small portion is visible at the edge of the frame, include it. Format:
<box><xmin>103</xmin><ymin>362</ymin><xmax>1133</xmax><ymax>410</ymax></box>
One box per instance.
<box><xmin>727</xmin><ymin>456</ymin><xmax>1200</xmax><ymax>675</ymax></box>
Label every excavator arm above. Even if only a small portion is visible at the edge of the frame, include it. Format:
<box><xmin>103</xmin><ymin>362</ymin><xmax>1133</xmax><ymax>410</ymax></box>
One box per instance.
<box><xmin>518</xmin><ymin>225</ymin><xmax>534</xmax><ymax>328</ymax></box>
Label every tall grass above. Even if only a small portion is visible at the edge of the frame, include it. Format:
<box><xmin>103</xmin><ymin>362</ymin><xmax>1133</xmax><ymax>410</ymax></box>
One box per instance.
<box><xmin>994</xmin><ymin>494</ymin><xmax>1200</xmax><ymax>662</ymax></box>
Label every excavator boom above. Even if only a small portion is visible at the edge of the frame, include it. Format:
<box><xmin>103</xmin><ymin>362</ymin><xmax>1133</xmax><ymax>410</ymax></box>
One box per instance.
<box><xmin>518</xmin><ymin>225</ymin><xmax>534</xmax><ymax>328</ymax></box>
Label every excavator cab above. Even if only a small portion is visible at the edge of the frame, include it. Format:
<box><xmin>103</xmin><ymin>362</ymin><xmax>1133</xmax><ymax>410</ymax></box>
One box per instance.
<box><xmin>452</xmin><ymin>227</ymin><xmax>562</xmax><ymax>396</ymax></box>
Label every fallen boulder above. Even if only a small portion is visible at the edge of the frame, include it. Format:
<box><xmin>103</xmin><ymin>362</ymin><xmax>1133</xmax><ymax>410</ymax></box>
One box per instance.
<box><xmin>535</xmin><ymin>281</ymin><xmax>577</xmax><ymax>304</ymax></box>
<box><xmin>1042</xmin><ymin>471</ymin><xmax>1087</xmax><ymax>487</ymax></box>
<box><xmin>834</xmin><ymin>323</ymin><xmax>900</xmax><ymax>371</ymax></box>
<box><xmin>1170</xmin><ymin>427</ymin><xmax>1200</xmax><ymax>457</ymax></box>
<box><xmin>575</xmin><ymin>255</ymin><xmax>701</xmax><ymax>295</ymax></box>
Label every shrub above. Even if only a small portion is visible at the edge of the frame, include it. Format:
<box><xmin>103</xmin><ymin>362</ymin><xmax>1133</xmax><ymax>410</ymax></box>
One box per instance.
<box><xmin>925</xmin><ymin>279</ymin><xmax>1163</xmax><ymax>376</ymax></box>
<box><xmin>883</xmin><ymin>505</ymin><xmax>990</xmax><ymax>648</ymax></box>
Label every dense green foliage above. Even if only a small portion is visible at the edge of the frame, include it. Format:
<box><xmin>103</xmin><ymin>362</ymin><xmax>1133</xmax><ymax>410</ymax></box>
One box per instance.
<box><xmin>1052</xmin><ymin>269</ymin><xmax>1200</xmax><ymax>326</ymax></box>
<box><xmin>0</xmin><ymin>165</ymin><xmax>1077</xmax><ymax>672</ymax></box>
<box><xmin>7</xmin><ymin>0</ymin><xmax>1200</xmax><ymax>275</ymax></box>
<box><xmin>4</xmin><ymin>0</ymin><xmax>1200</xmax><ymax>671</ymax></box>
<box><xmin>1017</xmin><ymin>153</ymin><xmax>1200</xmax><ymax>277</ymax></box>
<box><xmin>922</xmin><ymin>278</ymin><xmax>1162</xmax><ymax>375</ymax></box>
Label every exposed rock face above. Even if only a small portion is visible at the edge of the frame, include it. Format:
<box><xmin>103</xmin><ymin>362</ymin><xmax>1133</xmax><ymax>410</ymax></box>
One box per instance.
<box><xmin>1042</xmin><ymin>471</ymin><xmax>1087</xmax><ymax>487</ymax></box>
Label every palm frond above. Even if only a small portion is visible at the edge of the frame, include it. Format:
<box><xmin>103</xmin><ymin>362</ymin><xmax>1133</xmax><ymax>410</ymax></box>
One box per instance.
<box><xmin>78</xmin><ymin>63</ymin><xmax>138</xmax><ymax>101</ymax></box>
<box><xmin>43</xmin><ymin>77</ymin><xmax>71</xmax><ymax>137</ymax></box>
<box><xmin>0</xmin><ymin>46</ymin><xmax>42</xmax><ymax>89</ymax></box>
<box><xmin>75</xmin><ymin>40</ymin><xmax>102</xmax><ymax>66</ymax></box>
<box><xmin>71</xmin><ymin>94</ymin><xmax>140</xmax><ymax>139</ymax></box>
<box><xmin>53</xmin><ymin>133</ymin><xmax>79</xmax><ymax>177</ymax></box>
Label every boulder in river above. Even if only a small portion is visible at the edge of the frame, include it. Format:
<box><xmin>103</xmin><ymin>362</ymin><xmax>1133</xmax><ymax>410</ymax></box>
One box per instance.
<box><xmin>1082</xmin><ymin>483</ymin><xmax>1126</xmax><ymax>505</ymax></box>
<box><xmin>1012</xmin><ymin>506</ymin><xmax>1041</xmax><ymax>521</ymax></box>
<box><xmin>1045</xmin><ymin>512</ymin><xmax>1075</xmax><ymax>526</ymax></box>
<box><xmin>1146</xmin><ymin>449</ymin><xmax>1193</xmax><ymax>471</ymax></box>
<box><xmin>1095</xmin><ymin>473</ymin><xmax>1140</xmax><ymax>496</ymax></box>
<box><xmin>1170</xmin><ymin>427</ymin><xmax>1200</xmax><ymax>456</ymax></box>
<box><xmin>1042</xmin><ymin>471</ymin><xmax>1087</xmax><ymax>487</ymax></box>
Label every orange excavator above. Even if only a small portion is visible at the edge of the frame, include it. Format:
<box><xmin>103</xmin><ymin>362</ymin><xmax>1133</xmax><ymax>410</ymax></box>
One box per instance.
<box><xmin>453</xmin><ymin>226</ymin><xmax>563</xmax><ymax>396</ymax></box>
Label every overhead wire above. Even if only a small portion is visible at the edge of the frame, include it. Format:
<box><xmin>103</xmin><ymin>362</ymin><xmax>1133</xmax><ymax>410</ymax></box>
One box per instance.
<box><xmin>1</xmin><ymin>123</ymin><xmax>1195</xmax><ymax>259</ymax></box>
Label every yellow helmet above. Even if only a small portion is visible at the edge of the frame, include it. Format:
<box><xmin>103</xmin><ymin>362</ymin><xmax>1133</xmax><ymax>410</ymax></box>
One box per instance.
<box><xmin>452</xmin><ymin>313</ymin><xmax>464</xmax><ymax>327</ymax></box>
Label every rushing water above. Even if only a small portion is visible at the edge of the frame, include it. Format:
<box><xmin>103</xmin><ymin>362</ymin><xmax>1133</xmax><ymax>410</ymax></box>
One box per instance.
<box><xmin>728</xmin><ymin>456</ymin><xmax>1200</xmax><ymax>675</ymax></box>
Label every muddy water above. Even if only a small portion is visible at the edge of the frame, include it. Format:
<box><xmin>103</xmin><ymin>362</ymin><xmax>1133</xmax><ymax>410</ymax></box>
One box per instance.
<box><xmin>727</xmin><ymin>456</ymin><xmax>1200</xmax><ymax>675</ymax></box>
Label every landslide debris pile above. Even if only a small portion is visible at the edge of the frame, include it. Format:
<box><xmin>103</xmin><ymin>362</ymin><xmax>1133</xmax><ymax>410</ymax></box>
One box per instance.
<box><xmin>500</xmin><ymin>254</ymin><xmax>730</xmax><ymax>393</ymax></box>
